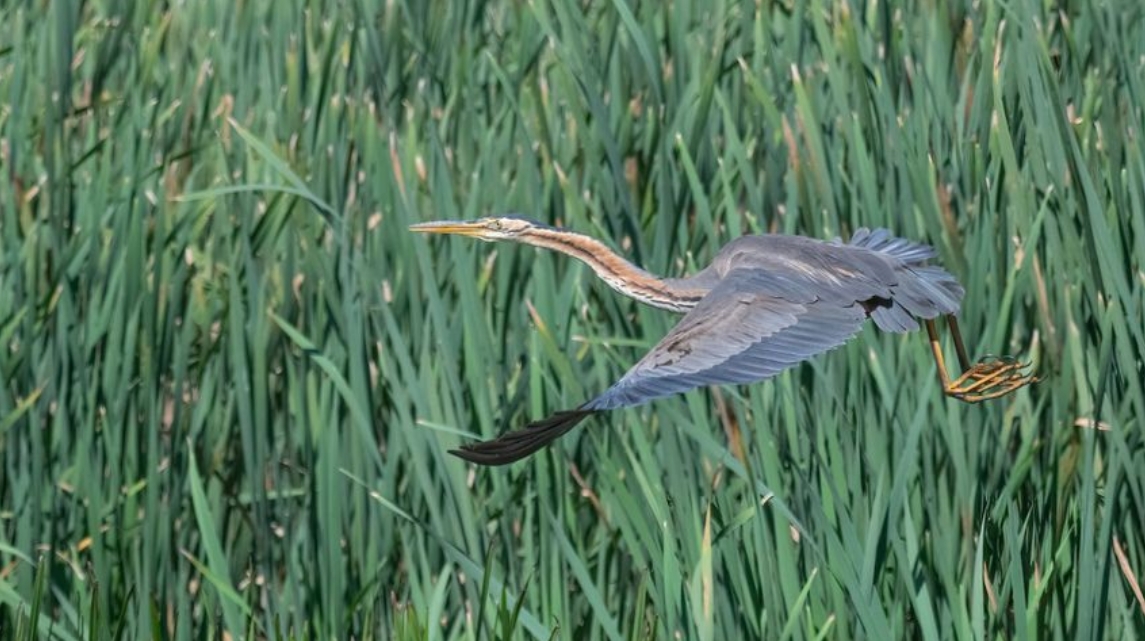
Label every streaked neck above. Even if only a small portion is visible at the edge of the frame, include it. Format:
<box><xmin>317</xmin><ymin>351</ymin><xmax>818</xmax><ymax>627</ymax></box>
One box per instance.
<box><xmin>520</xmin><ymin>227</ymin><xmax>703</xmax><ymax>312</ymax></box>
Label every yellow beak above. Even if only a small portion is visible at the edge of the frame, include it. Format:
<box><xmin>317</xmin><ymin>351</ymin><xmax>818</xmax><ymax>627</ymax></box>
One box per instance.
<box><xmin>408</xmin><ymin>220</ymin><xmax>487</xmax><ymax>237</ymax></box>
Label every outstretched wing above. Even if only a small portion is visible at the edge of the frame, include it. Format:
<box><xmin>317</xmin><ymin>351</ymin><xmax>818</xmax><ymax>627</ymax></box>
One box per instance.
<box><xmin>452</xmin><ymin>270</ymin><xmax>868</xmax><ymax>465</ymax></box>
<box><xmin>585</xmin><ymin>269</ymin><xmax>868</xmax><ymax>410</ymax></box>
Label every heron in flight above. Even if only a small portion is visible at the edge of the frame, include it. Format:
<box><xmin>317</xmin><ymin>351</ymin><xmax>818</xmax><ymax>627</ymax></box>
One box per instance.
<box><xmin>411</xmin><ymin>216</ymin><xmax>1035</xmax><ymax>466</ymax></box>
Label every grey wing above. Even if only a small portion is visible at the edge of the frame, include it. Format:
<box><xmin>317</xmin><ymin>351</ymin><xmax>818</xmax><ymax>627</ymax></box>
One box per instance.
<box><xmin>585</xmin><ymin>270</ymin><xmax>868</xmax><ymax>411</ymax></box>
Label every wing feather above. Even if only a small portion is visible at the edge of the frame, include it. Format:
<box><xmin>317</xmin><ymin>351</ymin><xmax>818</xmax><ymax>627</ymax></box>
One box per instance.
<box><xmin>452</xmin><ymin>270</ymin><xmax>869</xmax><ymax>465</ymax></box>
<box><xmin>586</xmin><ymin>271</ymin><xmax>867</xmax><ymax>410</ymax></box>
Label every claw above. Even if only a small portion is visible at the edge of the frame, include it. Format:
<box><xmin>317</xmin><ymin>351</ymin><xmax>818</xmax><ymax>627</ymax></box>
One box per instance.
<box><xmin>944</xmin><ymin>356</ymin><xmax>1037</xmax><ymax>403</ymax></box>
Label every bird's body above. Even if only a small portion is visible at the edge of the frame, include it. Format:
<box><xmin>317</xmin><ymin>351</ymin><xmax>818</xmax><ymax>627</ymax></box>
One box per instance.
<box><xmin>556</xmin><ymin>228</ymin><xmax>964</xmax><ymax>412</ymax></box>
<box><xmin>411</xmin><ymin>216</ymin><xmax>1033</xmax><ymax>465</ymax></box>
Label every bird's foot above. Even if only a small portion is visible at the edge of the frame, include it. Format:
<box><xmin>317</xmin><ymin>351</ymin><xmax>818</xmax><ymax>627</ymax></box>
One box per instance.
<box><xmin>944</xmin><ymin>355</ymin><xmax>1037</xmax><ymax>403</ymax></box>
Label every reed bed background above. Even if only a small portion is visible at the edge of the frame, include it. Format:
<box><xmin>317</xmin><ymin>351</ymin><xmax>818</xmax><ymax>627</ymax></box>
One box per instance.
<box><xmin>1</xmin><ymin>0</ymin><xmax>1143</xmax><ymax>638</ymax></box>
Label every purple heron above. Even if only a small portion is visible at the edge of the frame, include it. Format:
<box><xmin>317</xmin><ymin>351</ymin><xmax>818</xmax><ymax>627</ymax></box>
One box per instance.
<box><xmin>411</xmin><ymin>216</ymin><xmax>1035</xmax><ymax>466</ymax></box>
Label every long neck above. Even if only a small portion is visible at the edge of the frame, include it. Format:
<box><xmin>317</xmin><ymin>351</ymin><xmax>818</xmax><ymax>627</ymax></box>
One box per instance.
<box><xmin>519</xmin><ymin>227</ymin><xmax>704</xmax><ymax>312</ymax></box>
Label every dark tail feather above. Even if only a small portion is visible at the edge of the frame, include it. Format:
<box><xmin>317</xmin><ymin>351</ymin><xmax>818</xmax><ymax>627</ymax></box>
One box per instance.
<box><xmin>849</xmin><ymin>228</ymin><xmax>965</xmax><ymax>333</ymax></box>
<box><xmin>450</xmin><ymin>409</ymin><xmax>596</xmax><ymax>466</ymax></box>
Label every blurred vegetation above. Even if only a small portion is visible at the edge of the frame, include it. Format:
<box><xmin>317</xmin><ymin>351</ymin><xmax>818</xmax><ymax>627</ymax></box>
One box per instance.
<box><xmin>0</xmin><ymin>0</ymin><xmax>1143</xmax><ymax>638</ymax></box>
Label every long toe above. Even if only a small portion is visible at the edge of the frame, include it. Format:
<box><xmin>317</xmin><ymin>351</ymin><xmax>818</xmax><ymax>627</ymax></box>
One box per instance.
<box><xmin>946</xmin><ymin>358</ymin><xmax>1036</xmax><ymax>402</ymax></box>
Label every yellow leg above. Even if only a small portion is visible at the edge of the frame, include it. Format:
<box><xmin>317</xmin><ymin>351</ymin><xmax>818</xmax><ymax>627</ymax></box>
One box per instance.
<box><xmin>926</xmin><ymin>318</ymin><xmax>955</xmax><ymax>390</ymax></box>
<box><xmin>926</xmin><ymin>316</ymin><xmax>1036</xmax><ymax>403</ymax></box>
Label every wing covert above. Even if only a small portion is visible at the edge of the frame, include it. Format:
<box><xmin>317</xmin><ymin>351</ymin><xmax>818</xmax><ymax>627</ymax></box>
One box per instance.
<box><xmin>586</xmin><ymin>270</ymin><xmax>867</xmax><ymax>410</ymax></box>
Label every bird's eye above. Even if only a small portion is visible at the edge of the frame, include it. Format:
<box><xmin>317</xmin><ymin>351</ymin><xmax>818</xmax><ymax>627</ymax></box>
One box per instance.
<box><xmin>490</xmin><ymin>220</ymin><xmax>503</xmax><ymax>230</ymax></box>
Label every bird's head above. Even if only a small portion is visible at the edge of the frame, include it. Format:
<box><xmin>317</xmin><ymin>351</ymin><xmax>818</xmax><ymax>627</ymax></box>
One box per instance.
<box><xmin>408</xmin><ymin>215</ymin><xmax>550</xmax><ymax>242</ymax></box>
